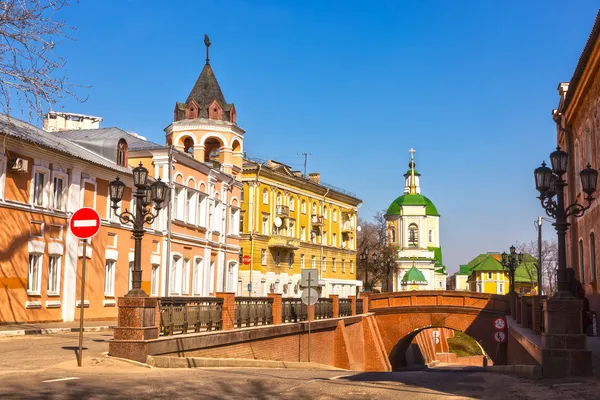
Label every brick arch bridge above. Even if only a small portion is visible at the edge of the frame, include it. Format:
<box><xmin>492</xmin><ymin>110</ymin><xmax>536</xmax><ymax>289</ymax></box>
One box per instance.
<box><xmin>367</xmin><ymin>291</ymin><xmax>511</xmax><ymax>368</ymax></box>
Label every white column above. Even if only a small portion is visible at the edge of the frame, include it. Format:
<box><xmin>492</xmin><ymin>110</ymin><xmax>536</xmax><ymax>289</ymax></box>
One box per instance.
<box><xmin>62</xmin><ymin>169</ymin><xmax>82</xmax><ymax>322</ymax></box>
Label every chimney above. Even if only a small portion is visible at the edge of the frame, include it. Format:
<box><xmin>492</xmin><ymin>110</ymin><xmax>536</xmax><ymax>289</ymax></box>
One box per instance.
<box><xmin>308</xmin><ymin>172</ymin><xmax>320</xmax><ymax>184</ymax></box>
<box><xmin>292</xmin><ymin>171</ymin><xmax>302</xmax><ymax>177</ymax></box>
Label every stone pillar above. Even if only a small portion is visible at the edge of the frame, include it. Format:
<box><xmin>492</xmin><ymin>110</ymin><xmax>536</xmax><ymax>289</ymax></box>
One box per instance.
<box><xmin>520</xmin><ymin>297</ymin><xmax>531</xmax><ymax>328</ymax></box>
<box><xmin>531</xmin><ymin>295</ymin><xmax>547</xmax><ymax>334</ymax></box>
<box><xmin>509</xmin><ymin>292</ymin><xmax>517</xmax><ymax>319</ymax></box>
<box><xmin>216</xmin><ymin>292</ymin><xmax>236</xmax><ymax>331</ymax></box>
<box><xmin>540</xmin><ymin>298</ymin><xmax>592</xmax><ymax>377</ymax></box>
<box><xmin>329</xmin><ymin>294</ymin><xmax>339</xmax><ymax>318</ymax></box>
<box><xmin>307</xmin><ymin>304</ymin><xmax>315</xmax><ymax>321</ymax></box>
<box><xmin>108</xmin><ymin>297</ymin><xmax>159</xmax><ymax>363</ymax></box>
<box><xmin>348</xmin><ymin>295</ymin><xmax>357</xmax><ymax>316</ymax></box>
<box><xmin>515</xmin><ymin>296</ymin><xmax>522</xmax><ymax>324</ymax></box>
<box><xmin>268</xmin><ymin>293</ymin><xmax>282</xmax><ymax>325</ymax></box>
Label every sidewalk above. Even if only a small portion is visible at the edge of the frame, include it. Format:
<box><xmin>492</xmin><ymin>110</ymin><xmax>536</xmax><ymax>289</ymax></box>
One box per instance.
<box><xmin>587</xmin><ymin>336</ymin><xmax>600</xmax><ymax>378</ymax></box>
<box><xmin>0</xmin><ymin>320</ymin><xmax>116</xmax><ymax>337</ymax></box>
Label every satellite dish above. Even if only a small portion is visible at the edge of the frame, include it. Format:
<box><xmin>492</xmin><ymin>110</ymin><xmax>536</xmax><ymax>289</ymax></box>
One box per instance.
<box><xmin>311</xmin><ymin>231</ymin><xmax>316</xmax><ymax>238</ymax></box>
<box><xmin>274</xmin><ymin>217</ymin><xmax>282</xmax><ymax>228</ymax></box>
<box><xmin>357</xmin><ymin>226</ymin><xmax>362</xmax><ymax>232</ymax></box>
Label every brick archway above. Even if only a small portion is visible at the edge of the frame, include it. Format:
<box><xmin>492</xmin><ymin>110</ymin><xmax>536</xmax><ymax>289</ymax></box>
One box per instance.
<box><xmin>368</xmin><ymin>291</ymin><xmax>510</xmax><ymax>367</ymax></box>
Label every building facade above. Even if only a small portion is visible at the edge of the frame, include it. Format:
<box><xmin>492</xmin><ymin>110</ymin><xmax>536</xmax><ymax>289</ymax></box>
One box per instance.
<box><xmin>554</xmin><ymin>11</ymin><xmax>600</xmax><ymax>316</ymax></box>
<box><xmin>385</xmin><ymin>149</ymin><xmax>447</xmax><ymax>291</ymax></box>
<box><xmin>464</xmin><ymin>253</ymin><xmax>537</xmax><ymax>295</ymax></box>
<box><xmin>447</xmin><ymin>265</ymin><xmax>469</xmax><ymax>291</ymax></box>
<box><xmin>239</xmin><ymin>160</ymin><xmax>362</xmax><ymax>298</ymax></box>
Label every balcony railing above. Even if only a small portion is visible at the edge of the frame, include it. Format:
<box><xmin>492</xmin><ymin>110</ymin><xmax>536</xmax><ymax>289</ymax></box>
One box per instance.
<box><xmin>311</xmin><ymin>215</ymin><xmax>324</xmax><ymax>226</ymax></box>
<box><xmin>339</xmin><ymin>298</ymin><xmax>352</xmax><ymax>317</ymax></box>
<box><xmin>159</xmin><ymin>297</ymin><xmax>223</xmax><ymax>336</ymax></box>
<box><xmin>341</xmin><ymin>221</ymin><xmax>354</xmax><ymax>233</ymax></box>
<box><xmin>282</xmin><ymin>298</ymin><xmax>308</xmax><ymax>323</ymax></box>
<box><xmin>315</xmin><ymin>298</ymin><xmax>333</xmax><ymax>320</ymax></box>
<box><xmin>356</xmin><ymin>299</ymin><xmax>364</xmax><ymax>315</ymax></box>
<box><xmin>268</xmin><ymin>235</ymin><xmax>300</xmax><ymax>250</ymax></box>
<box><xmin>276</xmin><ymin>205</ymin><xmax>290</xmax><ymax>217</ymax></box>
<box><xmin>234</xmin><ymin>297</ymin><xmax>273</xmax><ymax>328</ymax></box>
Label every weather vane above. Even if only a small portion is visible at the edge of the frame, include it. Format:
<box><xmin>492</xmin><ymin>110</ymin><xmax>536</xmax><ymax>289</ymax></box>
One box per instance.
<box><xmin>204</xmin><ymin>34</ymin><xmax>211</xmax><ymax>64</ymax></box>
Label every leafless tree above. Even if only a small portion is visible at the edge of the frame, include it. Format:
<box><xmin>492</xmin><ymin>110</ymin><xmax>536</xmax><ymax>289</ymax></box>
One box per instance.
<box><xmin>515</xmin><ymin>238</ymin><xmax>558</xmax><ymax>295</ymax></box>
<box><xmin>0</xmin><ymin>0</ymin><xmax>84</xmax><ymax>121</ymax></box>
<box><xmin>357</xmin><ymin>210</ymin><xmax>396</xmax><ymax>292</ymax></box>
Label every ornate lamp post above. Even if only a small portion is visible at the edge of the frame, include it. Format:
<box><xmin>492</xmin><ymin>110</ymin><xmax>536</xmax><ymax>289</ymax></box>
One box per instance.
<box><xmin>109</xmin><ymin>163</ymin><xmax>169</xmax><ymax>297</ymax></box>
<box><xmin>384</xmin><ymin>254</ymin><xmax>395</xmax><ymax>292</ymax></box>
<box><xmin>501</xmin><ymin>245</ymin><xmax>523</xmax><ymax>294</ymax></box>
<box><xmin>359</xmin><ymin>249</ymin><xmax>368</xmax><ymax>291</ymax></box>
<box><xmin>534</xmin><ymin>146</ymin><xmax>598</xmax><ymax>298</ymax></box>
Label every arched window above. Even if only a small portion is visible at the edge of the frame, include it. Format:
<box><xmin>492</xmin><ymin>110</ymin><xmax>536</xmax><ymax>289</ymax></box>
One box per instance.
<box><xmin>301</xmin><ymin>200</ymin><xmax>306</xmax><ymax>214</ymax></box>
<box><xmin>262</xmin><ymin>189</ymin><xmax>269</xmax><ymax>204</ymax></box>
<box><xmin>323</xmin><ymin>206</ymin><xmax>328</xmax><ymax>219</ymax></box>
<box><xmin>428</xmin><ymin>230</ymin><xmax>433</xmax><ymax>243</ymax></box>
<box><xmin>591</xmin><ymin>232</ymin><xmax>597</xmax><ymax>282</ymax></box>
<box><xmin>116</xmin><ymin>139</ymin><xmax>128</xmax><ymax>167</ymax></box>
<box><xmin>183</xmin><ymin>137</ymin><xmax>195</xmax><ymax>157</ymax></box>
<box><xmin>389</xmin><ymin>228</ymin><xmax>396</xmax><ymax>244</ymax></box>
<box><xmin>204</xmin><ymin>138</ymin><xmax>221</xmax><ymax>162</ymax></box>
<box><xmin>408</xmin><ymin>224</ymin><xmax>418</xmax><ymax>246</ymax></box>
<box><xmin>579</xmin><ymin>239</ymin><xmax>585</xmax><ymax>284</ymax></box>
<box><xmin>312</xmin><ymin>202</ymin><xmax>317</xmax><ymax>215</ymax></box>
<box><xmin>289</xmin><ymin>196</ymin><xmax>295</xmax><ymax>211</ymax></box>
<box><xmin>332</xmin><ymin>209</ymin><xmax>337</xmax><ymax>222</ymax></box>
<box><xmin>276</xmin><ymin>192</ymin><xmax>282</xmax><ymax>206</ymax></box>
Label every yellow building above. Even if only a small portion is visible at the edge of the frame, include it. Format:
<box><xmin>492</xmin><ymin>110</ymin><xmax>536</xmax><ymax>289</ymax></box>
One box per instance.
<box><xmin>239</xmin><ymin>160</ymin><xmax>362</xmax><ymax>298</ymax></box>
<box><xmin>465</xmin><ymin>253</ymin><xmax>538</xmax><ymax>295</ymax></box>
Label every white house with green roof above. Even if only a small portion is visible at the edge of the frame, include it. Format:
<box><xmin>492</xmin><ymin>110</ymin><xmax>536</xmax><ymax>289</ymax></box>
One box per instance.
<box><xmin>385</xmin><ymin>149</ymin><xmax>447</xmax><ymax>291</ymax></box>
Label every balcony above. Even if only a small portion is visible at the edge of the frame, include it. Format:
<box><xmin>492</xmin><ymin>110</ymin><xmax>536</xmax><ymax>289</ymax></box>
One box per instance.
<box><xmin>268</xmin><ymin>235</ymin><xmax>300</xmax><ymax>250</ymax></box>
<box><xmin>276</xmin><ymin>205</ymin><xmax>290</xmax><ymax>217</ymax></box>
<box><xmin>341</xmin><ymin>221</ymin><xmax>354</xmax><ymax>233</ymax></box>
<box><xmin>311</xmin><ymin>215</ymin><xmax>324</xmax><ymax>226</ymax></box>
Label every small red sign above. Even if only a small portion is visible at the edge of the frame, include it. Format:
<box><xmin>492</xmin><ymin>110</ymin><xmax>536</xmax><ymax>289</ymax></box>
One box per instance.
<box><xmin>494</xmin><ymin>317</ymin><xmax>506</xmax><ymax>331</ymax></box>
<box><xmin>70</xmin><ymin>207</ymin><xmax>101</xmax><ymax>240</ymax></box>
<box><xmin>242</xmin><ymin>255</ymin><xmax>251</xmax><ymax>265</ymax></box>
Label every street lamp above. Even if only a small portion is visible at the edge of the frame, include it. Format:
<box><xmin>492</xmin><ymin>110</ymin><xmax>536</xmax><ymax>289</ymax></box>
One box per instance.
<box><xmin>501</xmin><ymin>245</ymin><xmax>523</xmax><ymax>294</ymax></box>
<box><xmin>359</xmin><ymin>248</ymin><xmax>370</xmax><ymax>291</ymax></box>
<box><xmin>109</xmin><ymin>163</ymin><xmax>169</xmax><ymax>297</ymax></box>
<box><xmin>534</xmin><ymin>146</ymin><xmax>599</xmax><ymax>298</ymax></box>
<box><xmin>384</xmin><ymin>254</ymin><xmax>395</xmax><ymax>292</ymax></box>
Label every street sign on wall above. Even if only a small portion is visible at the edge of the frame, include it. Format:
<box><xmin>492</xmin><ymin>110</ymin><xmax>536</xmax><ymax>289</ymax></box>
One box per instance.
<box><xmin>69</xmin><ymin>208</ymin><xmax>101</xmax><ymax>240</ymax></box>
<box><xmin>242</xmin><ymin>255</ymin><xmax>251</xmax><ymax>265</ymax></box>
<box><xmin>494</xmin><ymin>318</ymin><xmax>506</xmax><ymax>330</ymax></box>
<box><xmin>301</xmin><ymin>288</ymin><xmax>319</xmax><ymax>306</ymax></box>
<box><xmin>494</xmin><ymin>331</ymin><xmax>506</xmax><ymax>343</ymax></box>
<box><xmin>300</xmin><ymin>269</ymin><xmax>319</xmax><ymax>287</ymax></box>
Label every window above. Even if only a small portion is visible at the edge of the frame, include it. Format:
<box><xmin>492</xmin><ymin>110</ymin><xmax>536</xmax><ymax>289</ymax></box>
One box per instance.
<box><xmin>323</xmin><ymin>232</ymin><xmax>327</xmax><ymax>246</ymax></box>
<box><xmin>575</xmin><ymin>142</ymin><xmax>581</xmax><ymax>194</ymax></box>
<box><xmin>0</xmin><ymin>154</ymin><xmax>5</xmax><ymax>200</ymax></box>
<box><xmin>262</xmin><ymin>189</ymin><xmax>269</xmax><ymax>204</ymax></box>
<box><xmin>333</xmin><ymin>209</ymin><xmax>337</xmax><ymax>222</ymax></box>
<box><xmin>342</xmin><ymin>260</ymin><xmax>346</xmax><ymax>273</ymax></box>
<box><xmin>428</xmin><ymin>230</ymin><xmax>433</xmax><ymax>243</ymax></box>
<box><xmin>300</xmin><ymin>254</ymin><xmax>305</xmax><ymax>269</ymax></box>
<box><xmin>332</xmin><ymin>233</ymin><xmax>337</xmax><ymax>247</ymax></box>
<box><xmin>350</xmin><ymin>261</ymin><xmax>354</xmax><ymax>273</ymax></box>
<box><xmin>389</xmin><ymin>229</ymin><xmax>395</xmax><ymax>244</ymax></box>
<box><xmin>276</xmin><ymin>192</ymin><xmax>282</xmax><ymax>206</ymax></box>
<box><xmin>487</xmin><ymin>272</ymin><xmax>492</xmax><ymax>280</ymax></box>
<box><xmin>261</xmin><ymin>249</ymin><xmax>267</xmax><ymax>265</ymax></box>
<box><xmin>32</xmin><ymin>171</ymin><xmax>47</xmax><ymax>207</ymax></box>
<box><xmin>241</xmin><ymin>186</ymin><xmax>244</xmax><ymax>203</ymax></box>
<box><xmin>182</xmin><ymin>258</ymin><xmax>190</xmax><ymax>294</ymax></box>
<box><xmin>51</xmin><ymin>175</ymin><xmax>65</xmax><ymax>211</ymax></box>
<box><xmin>591</xmin><ymin>233</ymin><xmax>597</xmax><ymax>282</ymax></box>
<box><xmin>174</xmin><ymin>186</ymin><xmax>185</xmax><ymax>220</ymax></box>
<box><xmin>408</xmin><ymin>224</ymin><xmax>418</xmax><ymax>246</ymax></box>
<box><xmin>231</xmin><ymin>208</ymin><xmax>240</xmax><ymax>235</ymax></box>
<box><xmin>499</xmin><ymin>283</ymin><xmax>504</xmax><ymax>294</ymax></box>
<box><xmin>275</xmin><ymin>252</ymin><xmax>281</xmax><ymax>267</ymax></box>
<box><xmin>324</xmin><ymin>206</ymin><xmax>328</xmax><ymax>219</ymax></box>
<box><xmin>301</xmin><ymin>200</ymin><xmax>306</xmax><ymax>214</ymax></box>
<box><xmin>208</xmin><ymin>200</ymin><xmax>215</xmax><ymax>230</ymax></box>
<box><xmin>117</xmin><ymin>139</ymin><xmax>128</xmax><ymax>167</ymax></box>
<box><xmin>197</xmin><ymin>193</ymin><xmax>207</xmax><ymax>227</ymax></box>
<box><xmin>579</xmin><ymin>239</ymin><xmax>585</xmax><ymax>283</ymax></box>
<box><xmin>151</xmin><ymin>264</ymin><xmax>159</xmax><ymax>296</ymax></box>
<box><xmin>104</xmin><ymin>260</ymin><xmax>115</xmax><ymax>296</ymax></box>
<box><xmin>128</xmin><ymin>261</ymin><xmax>134</xmax><ymax>291</ymax></box>
<box><xmin>332</xmin><ymin>258</ymin><xmax>336</xmax><ymax>272</ymax></box>
<box><xmin>186</xmin><ymin>190</ymin><xmax>196</xmax><ymax>223</ymax></box>
<box><xmin>193</xmin><ymin>258</ymin><xmax>203</xmax><ymax>295</ymax></box>
<box><xmin>262</xmin><ymin>216</ymin><xmax>269</xmax><ymax>234</ymax></box>
<box><xmin>171</xmin><ymin>256</ymin><xmax>181</xmax><ymax>294</ymax></box>
<box><xmin>288</xmin><ymin>253</ymin><xmax>293</xmax><ymax>268</ymax></box>
<box><xmin>289</xmin><ymin>221</ymin><xmax>295</xmax><ymax>237</ymax></box>
<box><xmin>289</xmin><ymin>196</ymin><xmax>295</xmax><ymax>211</ymax></box>
<box><xmin>321</xmin><ymin>257</ymin><xmax>326</xmax><ymax>272</ymax></box>
<box><xmin>27</xmin><ymin>254</ymin><xmax>42</xmax><ymax>294</ymax></box>
<box><xmin>312</xmin><ymin>256</ymin><xmax>316</xmax><ymax>269</ymax></box>
<box><xmin>312</xmin><ymin>202</ymin><xmax>317</xmax><ymax>215</ymax></box>
<box><xmin>476</xmin><ymin>282</ymin><xmax>482</xmax><ymax>293</ymax></box>
<box><xmin>301</xmin><ymin>226</ymin><xmax>306</xmax><ymax>241</ymax></box>
<box><xmin>47</xmin><ymin>256</ymin><xmax>61</xmax><ymax>295</ymax></box>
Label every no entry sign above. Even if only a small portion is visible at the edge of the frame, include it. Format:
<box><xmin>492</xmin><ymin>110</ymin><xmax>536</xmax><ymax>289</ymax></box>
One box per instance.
<box><xmin>494</xmin><ymin>317</ymin><xmax>506</xmax><ymax>330</ymax></box>
<box><xmin>494</xmin><ymin>331</ymin><xmax>506</xmax><ymax>343</ymax></box>
<box><xmin>242</xmin><ymin>255</ymin><xmax>251</xmax><ymax>265</ymax></box>
<box><xmin>69</xmin><ymin>207</ymin><xmax>101</xmax><ymax>240</ymax></box>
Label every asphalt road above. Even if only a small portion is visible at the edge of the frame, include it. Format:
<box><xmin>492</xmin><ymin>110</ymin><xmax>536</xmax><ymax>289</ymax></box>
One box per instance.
<box><xmin>1</xmin><ymin>332</ymin><xmax>599</xmax><ymax>400</ymax></box>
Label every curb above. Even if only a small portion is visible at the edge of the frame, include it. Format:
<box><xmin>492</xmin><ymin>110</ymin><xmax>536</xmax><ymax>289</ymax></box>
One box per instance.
<box><xmin>0</xmin><ymin>325</ymin><xmax>114</xmax><ymax>338</ymax></box>
<box><xmin>147</xmin><ymin>356</ymin><xmax>346</xmax><ymax>371</ymax></box>
<box><xmin>484</xmin><ymin>365</ymin><xmax>543</xmax><ymax>379</ymax></box>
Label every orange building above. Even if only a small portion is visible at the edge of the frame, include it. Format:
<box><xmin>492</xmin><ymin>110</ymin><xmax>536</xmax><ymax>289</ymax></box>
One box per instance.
<box><xmin>0</xmin><ymin>45</ymin><xmax>243</xmax><ymax>323</ymax></box>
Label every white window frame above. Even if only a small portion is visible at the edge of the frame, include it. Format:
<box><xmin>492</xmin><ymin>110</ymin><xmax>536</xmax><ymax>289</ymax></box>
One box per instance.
<box><xmin>350</xmin><ymin>261</ymin><xmax>354</xmax><ymax>274</ymax></box>
<box><xmin>128</xmin><ymin>261</ymin><xmax>134</xmax><ymax>291</ymax></box>
<box><xmin>289</xmin><ymin>196</ymin><xmax>295</xmax><ymax>211</ymax></box>
<box><xmin>104</xmin><ymin>259</ymin><xmax>116</xmax><ymax>297</ymax></box>
<box><xmin>197</xmin><ymin>192</ymin><xmax>208</xmax><ymax>227</ymax></box>
<box><xmin>151</xmin><ymin>264</ymin><xmax>159</xmax><ymax>296</ymax></box>
<box><xmin>186</xmin><ymin>189</ymin><xmax>197</xmax><ymax>224</ymax></box>
<box><xmin>332</xmin><ymin>233</ymin><xmax>337</xmax><ymax>247</ymax></box>
<box><xmin>262</xmin><ymin>189</ymin><xmax>269</xmax><ymax>204</ymax></box>
<box><xmin>289</xmin><ymin>220</ymin><xmax>295</xmax><ymax>238</ymax></box>
<box><xmin>230</xmin><ymin>207</ymin><xmax>240</xmax><ymax>235</ymax></box>
<box><xmin>301</xmin><ymin>200</ymin><xmax>306</xmax><ymax>214</ymax></box>
<box><xmin>262</xmin><ymin>216</ymin><xmax>269</xmax><ymax>235</ymax></box>
<box><xmin>300</xmin><ymin>254</ymin><xmax>305</xmax><ymax>269</ymax></box>
<box><xmin>47</xmin><ymin>255</ymin><xmax>61</xmax><ymax>296</ymax></box>
<box><xmin>170</xmin><ymin>255</ymin><xmax>182</xmax><ymax>295</ymax></box>
<box><xmin>288</xmin><ymin>253</ymin><xmax>293</xmax><ymax>269</ymax></box>
<box><xmin>31</xmin><ymin>166</ymin><xmax>50</xmax><ymax>208</ymax></box>
<box><xmin>50</xmin><ymin>170</ymin><xmax>68</xmax><ymax>212</ymax></box>
<box><xmin>342</xmin><ymin>259</ymin><xmax>346</xmax><ymax>273</ymax></box>
<box><xmin>193</xmin><ymin>257</ymin><xmax>204</xmax><ymax>295</ymax></box>
<box><xmin>27</xmin><ymin>253</ymin><xmax>43</xmax><ymax>295</ymax></box>
<box><xmin>301</xmin><ymin>226</ymin><xmax>306</xmax><ymax>241</ymax></box>
<box><xmin>312</xmin><ymin>256</ymin><xmax>316</xmax><ymax>269</ymax></box>
<box><xmin>174</xmin><ymin>185</ymin><xmax>185</xmax><ymax>221</ymax></box>
<box><xmin>275</xmin><ymin>252</ymin><xmax>281</xmax><ymax>267</ymax></box>
<box><xmin>0</xmin><ymin>154</ymin><xmax>6</xmax><ymax>201</ymax></box>
<box><xmin>182</xmin><ymin>258</ymin><xmax>190</xmax><ymax>294</ymax></box>
<box><xmin>261</xmin><ymin>249</ymin><xmax>267</xmax><ymax>266</ymax></box>
<box><xmin>332</xmin><ymin>258</ymin><xmax>336</xmax><ymax>272</ymax></box>
<box><xmin>333</xmin><ymin>209</ymin><xmax>337</xmax><ymax>222</ymax></box>
<box><xmin>321</xmin><ymin>257</ymin><xmax>326</xmax><ymax>273</ymax></box>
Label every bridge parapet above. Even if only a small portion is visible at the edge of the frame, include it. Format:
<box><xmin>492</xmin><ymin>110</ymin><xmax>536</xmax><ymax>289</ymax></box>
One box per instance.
<box><xmin>367</xmin><ymin>291</ymin><xmax>510</xmax><ymax>314</ymax></box>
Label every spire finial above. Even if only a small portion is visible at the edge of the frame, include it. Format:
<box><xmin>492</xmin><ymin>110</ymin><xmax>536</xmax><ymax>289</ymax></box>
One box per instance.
<box><xmin>204</xmin><ymin>34</ymin><xmax>211</xmax><ymax>65</ymax></box>
<box><xmin>409</xmin><ymin>148</ymin><xmax>417</xmax><ymax>194</ymax></box>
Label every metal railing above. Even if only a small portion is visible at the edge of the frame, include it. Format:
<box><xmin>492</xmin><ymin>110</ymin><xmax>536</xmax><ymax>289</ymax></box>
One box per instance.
<box><xmin>282</xmin><ymin>298</ymin><xmax>308</xmax><ymax>323</ymax></box>
<box><xmin>234</xmin><ymin>297</ymin><xmax>273</xmax><ymax>328</ymax></box>
<box><xmin>339</xmin><ymin>298</ymin><xmax>352</xmax><ymax>317</ymax></box>
<box><xmin>356</xmin><ymin>299</ymin><xmax>364</xmax><ymax>315</ymax></box>
<box><xmin>159</xmin><ymin>297</ymin><xmax>223</xmax><ymax>336</ymax></box>
<box><xmin>315</xmin><ymin>298</ymin><xmax>333</xmax><ymax>320</ymax></box>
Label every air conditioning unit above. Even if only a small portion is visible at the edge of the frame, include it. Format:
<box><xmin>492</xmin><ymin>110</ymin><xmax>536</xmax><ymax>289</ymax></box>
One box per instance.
<box><xmin>8</xmin><ymin>158</ymin><xmax>28</xmax><ymax>173</ymax></box>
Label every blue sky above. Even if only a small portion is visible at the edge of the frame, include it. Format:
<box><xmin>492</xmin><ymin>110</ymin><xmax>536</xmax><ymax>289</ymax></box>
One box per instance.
<box><xmin>51</xmin><ymin>1</ymin><xmax>599</xmax><ymax>273</ymax></box>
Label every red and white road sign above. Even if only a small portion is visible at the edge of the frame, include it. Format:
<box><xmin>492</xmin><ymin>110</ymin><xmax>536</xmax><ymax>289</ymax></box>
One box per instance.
<box><xmin>494</xmin><ymin>317</ymin><xmax>506</xmax><ymax>330</ymax></box>
<box><xmin>69</xmin><ymin>207</ymin><xmax>101</xmax><ymax>240</ymax></box>
<box><xmin>242</xmin><ymin>255</ymin><xmax>251</xmax><ymax>265</ymax></box>
<box><xmin>494</xmin><ymin>331</ymin><xmax>506</xmax><ymax>343</ymax></box>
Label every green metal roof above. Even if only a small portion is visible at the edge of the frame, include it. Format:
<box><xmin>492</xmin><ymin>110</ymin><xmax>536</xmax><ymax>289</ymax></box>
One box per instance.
<box><xmin>387</xmin><ymin>194</ymin><xmax>440</xmax><ymax>216</ymax></box>
<box><xmin>401</xmin><ymin>265</ymin><xmax>428</xmax><ymax>283</ymax></box>
<box><xmin>404</xmin><ymin>169</ymin><xmax>421</xmax><ymax>177</ymax></box>
<box><xmin>458</xmin><ymin>264</ymin><xmax>470</xmax><ymax>275</ymax></box>
<box><xmin>470</xmin><ymin>256</ymin><xmax>505</xmax><ymax>272</ymax></box>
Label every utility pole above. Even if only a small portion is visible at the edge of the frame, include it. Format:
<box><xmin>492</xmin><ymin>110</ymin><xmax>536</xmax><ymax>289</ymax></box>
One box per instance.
<box><xmin>537</xmin><ymin>216</ymin><xmax>543</xmax><ymax>295</ymax></box>
<box><xmin>298</xmin><ymin>152</ymin><xmax>311</xmax><ymax>178</ymax></box>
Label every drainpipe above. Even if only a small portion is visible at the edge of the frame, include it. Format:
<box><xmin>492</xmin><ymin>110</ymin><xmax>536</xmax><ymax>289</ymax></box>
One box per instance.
<box><xmin>248</xmin><ymin>163</ymin><xmax>262</xmax><ymax>296</ymax></box>
<box><xmin>320</xmin><ymin>188</ymin><xmax>330</xmax><ymax>295</ymax></box>
<box><xmin>164</xmin><ymin>145</ymin><xmax>174</xmax><ymax>296</ymax></box>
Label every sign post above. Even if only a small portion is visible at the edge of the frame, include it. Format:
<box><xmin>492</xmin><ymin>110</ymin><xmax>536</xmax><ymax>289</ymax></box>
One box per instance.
<box><xmin>300</xmin><ymin>268</ymin><xmax>319</xmax><ymax>363</ymax></box>
<box><xmin>69</xmin><ymin>207</ymin><xmax>101</xmax><ymax>367</ymax></box>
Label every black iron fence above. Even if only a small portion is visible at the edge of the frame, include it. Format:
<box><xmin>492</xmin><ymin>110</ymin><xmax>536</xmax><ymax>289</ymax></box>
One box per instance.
<box><xmin>282</xmin><ymin>298</ymin><xmax>308</xmax><ymax>323</ymax></box>
<box><xmin>339</xmin><ymin>298</ymin><xmax>352</xmax><ymax>317</ymax></box>
<box><xmin>315</xmin><ymin>298</ymin><xmax>333</xmax><ymax>320</ymax></box>
<box><xmin>159</xmin><ymin>297</ymin><xmax>223</xmax><ymax>336</ymax></box>
<box><xmin>356</xmin><ymin>299</ymin><xmax>364</xmax><ymax>315</ymax></box>
<box><xmin>234</xmin><ymin>297</ymin><xmax>273</xmax><ymax>328</ymax></box>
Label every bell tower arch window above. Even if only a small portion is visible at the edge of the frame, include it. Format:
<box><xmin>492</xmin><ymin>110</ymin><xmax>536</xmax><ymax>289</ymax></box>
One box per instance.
<box><xmin>117</xmin><ymin>139</ymin><xmax>128</xmax><ymax>167</ymax></box>
<box><xmin>183</xmin><ymin>137</ymin><xmax>195</xmax><ymax>157</ymax></box>
<box><xmin>408</xmin><ymin>223</ymin><xmax>418</xmax><ymax>246</ymax></box>
<box><xmin>204</xmin><ymin>137</ymin><xmax>223</xmax><ymax>163</ymax></box>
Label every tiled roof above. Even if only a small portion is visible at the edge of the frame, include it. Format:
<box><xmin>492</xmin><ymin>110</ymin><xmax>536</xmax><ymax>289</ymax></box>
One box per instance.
<box><xmin>184</xmin><ymin>63</ymin><xmax>234</xmax><ymax>122</ymax></box>
<box><xmin>55</xmin><ymin>128</ymin><xmax>164</xmax><ymax>151</ymax></box>
<box><xmin>0</xmin><ymin>114</ymin><xmax>130</xmax><ymax>173</ymax></box>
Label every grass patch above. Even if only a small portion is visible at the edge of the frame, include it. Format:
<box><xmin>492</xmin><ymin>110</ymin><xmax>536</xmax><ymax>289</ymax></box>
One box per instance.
<box><xmin>447</xmin><ymin>331</ymin><xmax>483</xmax><ymax>357</ymax></box>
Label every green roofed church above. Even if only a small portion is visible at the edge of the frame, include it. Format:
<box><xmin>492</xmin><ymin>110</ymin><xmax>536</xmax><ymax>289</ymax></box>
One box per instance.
<box><xmin>385</xmin><ymin>149</ymin><xmax>447</xmax><ymax>291</ymax></box>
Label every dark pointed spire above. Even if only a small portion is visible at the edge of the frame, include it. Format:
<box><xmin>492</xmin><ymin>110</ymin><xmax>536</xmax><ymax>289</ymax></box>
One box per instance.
<box><xmin>204</xmin><ymin>34</ymin><xmax>211</xmax><ymax>65</ymax></box>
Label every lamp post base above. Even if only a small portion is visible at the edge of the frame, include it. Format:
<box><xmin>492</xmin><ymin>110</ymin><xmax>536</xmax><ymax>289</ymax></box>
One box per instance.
<box><xmin>124</xmin><ymin>288</ymin><xmax>148</xmax><ymax>298</ymax></box>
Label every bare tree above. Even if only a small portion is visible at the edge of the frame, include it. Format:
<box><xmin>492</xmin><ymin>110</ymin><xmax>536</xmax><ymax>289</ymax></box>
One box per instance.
<box><xmin>357</xmin><ymin>210</ymin><xmax>396</xmax><ymax>292</ymax></box>
<box><xmin>515</xmin><ymin>238</ymin><xmax>558</xmax><ymax>295</ymax></box>
<box><xmin>0</xmin><ymin>0</ymin><xmax>84</xmax><ymax>121</ymax></box>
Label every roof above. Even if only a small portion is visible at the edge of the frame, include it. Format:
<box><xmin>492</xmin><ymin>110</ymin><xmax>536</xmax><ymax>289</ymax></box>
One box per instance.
<box><xmin>0</xmin><ymin>114</ymin><xmax>130</xmax><ymax>174</ymax></box>
<box><xmin>184</xmin><ymin>63</ymin><xmax>233</xmax><ymax>121</ymax></box>
<box><xmin>401</xmin><ymin>265</ymin><xmax>428</xmax><ymax>283</ymax></box>
<box><xmin>404</xmin><ymin>169</ymin><xmax>421</xmax><ymax>177</ymax></box>
<box><xmin>386</xmin><ymin>194</ymin><xmax>439</xmax><ymax>216</ymax></box>
<box><xmin>470</xmin><ymin>255</ymin><xmax>505</xmax><ymax>272</ymax></box>
<box><xmin>458</xmin><ymin>264</ymin><xmax>470</xmax><ymax>275</ymax></box>
<box><xmin>562</xmin><ymin>10</ymin><xmax>600</xmax><ymax>113</ymax></box>
<box><xmin>54</xmin><ymin>128</ymin><xmax>164</xmax><ymax>152</ymax></box>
